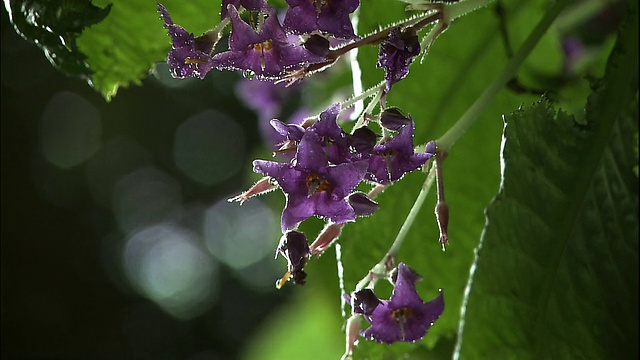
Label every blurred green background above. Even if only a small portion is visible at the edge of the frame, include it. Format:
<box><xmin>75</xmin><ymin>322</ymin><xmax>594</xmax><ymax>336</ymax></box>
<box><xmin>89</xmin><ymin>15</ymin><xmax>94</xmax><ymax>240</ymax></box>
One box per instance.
<box><xmin>0</xmin><ymin>4</ymin><xmax>348</xmax><ymax>359</ymax></box>
<box><xmin>2</xmin><ymin>1</ymin><xmax>633</xmax><ymax>359</ymax></box>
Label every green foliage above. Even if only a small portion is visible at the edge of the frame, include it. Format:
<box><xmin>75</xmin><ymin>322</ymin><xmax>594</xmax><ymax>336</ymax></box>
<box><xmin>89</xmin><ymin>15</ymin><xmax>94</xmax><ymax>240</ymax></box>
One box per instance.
<box><xmin>5</xmin><ymin>0</ymin><xmax>636</xmax><ymax>358</ymax></box>
<box><xmin>344</xmin><ymin>1</ymin><xmax>552</xmax><ymax>358</ymax></box>
<box><xmin>76</xmin><ymin>0</ymin><xmax>221</xmax><ymax>100</ymax></box>
<box><xmin>4</xmin><ymin>0</ymin><xmax>111</xmax><ymax>79</ymax></box>
<box><xmin>456</xmin><ymin>3</ymin><xmax>638</xmax><ymax>358</ymax></box>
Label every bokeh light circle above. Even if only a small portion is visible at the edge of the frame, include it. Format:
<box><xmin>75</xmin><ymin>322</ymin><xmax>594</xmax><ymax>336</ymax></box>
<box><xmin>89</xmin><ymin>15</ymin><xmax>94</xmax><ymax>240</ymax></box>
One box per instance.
<box><xmin>173</xmin><ymin>110</ymin><xmax>245</xmax><ymax>185</ymax></box>
<box><xmin>123</xmin><ymin>223</ymin><xmax>218</xmax><ymax>320</ymax></box>
<box><xmin>39</xmin><ymin>91</ymin><xmax>101</xmax><ymax>168</ymax></box>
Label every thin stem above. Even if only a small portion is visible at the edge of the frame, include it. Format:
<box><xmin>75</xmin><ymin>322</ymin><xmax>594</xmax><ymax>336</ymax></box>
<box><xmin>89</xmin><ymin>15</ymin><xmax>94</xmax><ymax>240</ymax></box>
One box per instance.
<box><xmin>383</xmin><ymin>161</ymin><xmax>437</xmax><ymax>260</ymax></box>
<box><xmin>351</xmin><ymin>87</ymin><xmax>384</xmax><ymax>134</ymax></box>
<box><xmin>354</xmin><ymin>161</ymin><xmax>437</xmax><ymax>291</ymax></box>
<box><xmin>298</xmin><ymin>11</ymin><xmax>442</xmax><ymax>77</ymax></box>
<box><xmin>340</xmin><ymin>81</ymin><xmax>385</xmax><ymax>115</ymax></box>
<box><xmin>444</xmin><ymin>0</ymin><xmax>496</xmax><ymax>21</ymax></box>
<box><xmin>437</xmin><ymin>0</ymin><xmax>571</xmax><ymax>153</ymax></box>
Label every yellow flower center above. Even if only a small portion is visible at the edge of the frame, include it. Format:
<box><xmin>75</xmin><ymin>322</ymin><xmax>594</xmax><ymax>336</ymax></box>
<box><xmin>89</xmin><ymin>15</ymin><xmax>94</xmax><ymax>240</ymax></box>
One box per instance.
<box><xmin>305</xmin><ymin>173</ymin><xmax>332</xmax><ymax>196</ymax></box>
<box><xmin>251</xmin><ymin>40</ymin><xmax>273</xmax><ymax>52</ymax></box>
<box><xmin>184</xmin><ymin>57</ymin><xmax>207</xmax><ymax>64</ymax></box>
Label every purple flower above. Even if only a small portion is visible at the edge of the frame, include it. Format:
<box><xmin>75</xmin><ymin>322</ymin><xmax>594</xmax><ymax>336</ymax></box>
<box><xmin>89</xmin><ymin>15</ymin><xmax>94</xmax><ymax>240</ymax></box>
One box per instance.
<box><xmin>158</xmin><ymin>3</ymin><xmax>220</xmax><ymax>79</ymax></box>
<box><xmin>283</xmin><ymin>0</ymin><xmax>359</xmax><ymax>39</ymax></box>
<box><xmin>561</xmin><ymin>36</ymin><xmax>585</xmax><ymax>74</ymax></box>
<box><xmin>366</xmin><ymin>121</ymin><xmax>435</xmax><ymax>184</ymax></box>
<box><xmin>254</xmin><ymin>130</ymin><xmax>368</xmax><ymax>231</ymax></box>
<box><xmin>308</xmin><ymin>103</ymin><xmax>351</xmax><ymax>164</ymax></box>
<box><xmin>221</xmin><ymin>0</ymin><xmax>268</xmax><ymax>19</ymax></box>
<box><xmin>275</xmin><ymin>230</ymin><xmax>310</xmax><ymax>286</ymax></box>
<box><xmin>361</xmin><ymin>263</ymin><xmax>444</xmax><ymax>344</ymax></box>
<box><xmin>377</xmin><ymin>27</ymin><xmax>421</xmax><ymax>91</ymax></box>
<box><xmin>213</xmin><ymin>5</ymin><xmax>325</xmax><ymax>78</ymax></box>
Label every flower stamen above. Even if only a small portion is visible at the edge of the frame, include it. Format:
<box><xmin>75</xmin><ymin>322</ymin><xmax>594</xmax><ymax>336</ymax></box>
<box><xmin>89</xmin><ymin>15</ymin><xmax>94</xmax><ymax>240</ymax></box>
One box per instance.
<box><xmin>306</xmin><ymin>173</ymin><xmax>332</xmax><ymax>196</ymax></box>
<box><xmin>184</xmin><ymin>57</ymin><xmax>207</xmax><ymax>64</ymax></box>
<box><xmin>276</xmin><ymin>271</ymin><xmax>292</xmax><ymax>289</ymax></box>
<box><xmin>391</xmin><ymin>307</ymin><xmax>413</xmax><ymax>341</ymax></box>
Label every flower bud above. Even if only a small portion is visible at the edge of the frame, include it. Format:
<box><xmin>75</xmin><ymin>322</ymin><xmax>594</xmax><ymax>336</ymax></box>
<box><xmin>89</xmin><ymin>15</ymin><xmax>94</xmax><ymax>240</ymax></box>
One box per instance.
<box><xmin>435</xmin><ymin>201</ymin><xmax>449</xmax><ymax>250</ymax></box>
<box><xmin>348</xmin><ymin>192</ymin><xmax>380</xmax><ymax>217</ymax></box>
<box><xmin>276</xmin><ymin>231</ymin><xmax>310</xmax><ymax>287</ymax></box>
<box><xmin>304</xmin><ymin>34</ymin><xmax>331</xmax><ymax>58</ymax></box>
<box><xmin>227</xmin><ymin>176</ymin><xmax>277</xmax><ymax>205</ymax></box>
<box><xmin>380</xmin><ymin>107</ymin><xmax>411</xmax><ymax>131</ymax></box>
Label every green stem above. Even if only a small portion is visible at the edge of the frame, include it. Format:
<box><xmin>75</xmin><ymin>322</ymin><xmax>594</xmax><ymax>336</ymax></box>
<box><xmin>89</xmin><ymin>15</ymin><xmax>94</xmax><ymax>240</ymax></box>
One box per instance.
<box><xmin>444</xmin><ymin>0</ymin><xmax>495</xmax><ymax>21</ymax></box>
<box><xmin>383</xmin><ymin>161</ymin><xmax>437</xmax><ymax>261</ymax></box>
<box><xmin>351</xmin><ymin>86</ymin><xmax>384</xmax><ymax>134</ymax></box>
<box><xmin>437</xmin><ymin>0</ymin><xmax>571</xmax><ymax>153</ymax></box>
<box><xmin>340</xmin><ymin>81</ymin><xmax>385</xmax><ymax>115</ymax></box>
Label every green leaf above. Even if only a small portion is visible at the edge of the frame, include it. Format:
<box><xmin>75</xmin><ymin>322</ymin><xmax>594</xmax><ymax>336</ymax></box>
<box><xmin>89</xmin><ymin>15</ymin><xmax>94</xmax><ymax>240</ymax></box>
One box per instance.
<box><xmin>344</xmin><ymin>1</ymin><xmax>551</xmax><ymax>358</ymax></box>
<box><xmin>3</xmin><ymin>0</ymin><xmax>111</xmax><ymax>78</ymax></box>
<box><xmin>76</xmin><ymin>0</ymin><xmax>221</xmax><ymax>100</ymax></box>
<box><xmin>456</xmin><ymin>2</ymin><xmax>638</xmax><ymax>358</ymax></box>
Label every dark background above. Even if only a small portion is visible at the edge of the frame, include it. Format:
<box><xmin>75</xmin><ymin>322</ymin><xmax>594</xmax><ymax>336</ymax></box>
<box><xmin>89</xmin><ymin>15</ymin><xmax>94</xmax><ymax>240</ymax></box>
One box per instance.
<box><xmin>0</xmin><ymin>5</ymin><xmax>302</xmax><ymax>359</ymax></box>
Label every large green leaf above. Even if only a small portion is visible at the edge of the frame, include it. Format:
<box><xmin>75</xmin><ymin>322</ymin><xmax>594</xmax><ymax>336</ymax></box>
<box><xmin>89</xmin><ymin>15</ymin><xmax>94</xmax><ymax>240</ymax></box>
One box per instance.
<box><xmin>343</xmin><ymin>1</ymin><xmax>553</xmax><ymax>358</ymax></box>
<box><xmin>76</xmin><ymin>0</ymin><xmax>220</xmax><ymax>100</ymax></box>
<box><xmin>3</xmin><ymin>0</ymin><xmax>111</xmax><ymax>79</ymax></box>
<box><xmin>456</xmin><ymin>2</ymin><xmax>638</xmax><ymax>358</ymax></box>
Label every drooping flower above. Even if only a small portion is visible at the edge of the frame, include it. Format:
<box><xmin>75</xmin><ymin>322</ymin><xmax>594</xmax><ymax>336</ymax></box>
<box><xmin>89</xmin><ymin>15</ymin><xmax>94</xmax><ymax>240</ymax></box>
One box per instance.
<box><xmin>275</xmin><ymin>230</ymin><xmax>310</xmax><ymax>287</ymax></box>
<box><xmin>361</xmin><ymin>263</ymin><xmax>444</xmax><ymax>344</ymax></box>
<box><xmin>377</xmin><ymin>27</ymin><xmax>421</xmax><ymax>91</ymax></box>
<box><xmin>283</xmin><ymin>0</ymin><xmax>360</xmax><ymax>39</ymax></box>
<box><xmin>253</xmin><ymin>130</ymin><xmax>368</xmax><ymax>231</ymax></box>
<box><xmin>366</xmin><ymin>120</ymin><xmax>435</xmax><ymax>184</ymax></box>
<box><xmin>213</xmin><ymin>5</ymin><xmax>325</xmax><ymax>78</ymax></box>
<box><xmin>158</xmin><ymin>3</ymin><xmax>220</xmax><ymax>79</ymax></box>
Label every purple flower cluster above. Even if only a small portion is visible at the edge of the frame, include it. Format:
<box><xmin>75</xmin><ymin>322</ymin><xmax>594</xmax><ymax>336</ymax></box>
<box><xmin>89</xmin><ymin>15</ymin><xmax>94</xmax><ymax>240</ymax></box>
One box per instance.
<box><xmin>158</xmin><ymin>0</ymin><xmax>448</xmax><ymax>350</ymax></box>
<box><xmin>351</xmin><ymin>263</ymin><xmax>444</xmax><ymax>344</ymax></box>
<box><xmin>253</xmin><ymin>103</ymin><xmax>435</xmax><ymax>232</ymax></box>
<box><xmin>158</xmin><ymin>0</ymin><xmax>359</xmax><ymax>80</ymax></box>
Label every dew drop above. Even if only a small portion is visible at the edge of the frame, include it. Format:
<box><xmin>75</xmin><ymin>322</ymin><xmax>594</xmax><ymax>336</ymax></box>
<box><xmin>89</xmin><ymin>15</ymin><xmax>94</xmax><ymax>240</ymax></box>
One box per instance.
<box><xmin>242</xmin><ymin>69</ymin><xmax>255</xmax><ymax>79</ymax></box>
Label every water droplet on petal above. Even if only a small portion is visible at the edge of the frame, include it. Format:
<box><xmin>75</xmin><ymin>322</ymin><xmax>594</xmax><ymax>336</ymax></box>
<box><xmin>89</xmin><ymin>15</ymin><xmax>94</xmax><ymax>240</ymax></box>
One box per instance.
<box><xmin>242</xmin><ymin>70</ymin><xmax>255</xmax><ymax>79</ymax></box>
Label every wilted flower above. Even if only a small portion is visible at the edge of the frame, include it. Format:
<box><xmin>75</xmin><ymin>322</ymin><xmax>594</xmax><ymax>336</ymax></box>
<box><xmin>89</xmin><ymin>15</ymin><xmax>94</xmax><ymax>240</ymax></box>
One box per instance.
<box><xmin>377</xmin><ymin>27</ymin><xmax>421</xmax><ymax>91</ymax></box>
<box><xmin>275</xmin><ymin>230</ymin><xmax>310</xmax><ymax>287</ymax></box>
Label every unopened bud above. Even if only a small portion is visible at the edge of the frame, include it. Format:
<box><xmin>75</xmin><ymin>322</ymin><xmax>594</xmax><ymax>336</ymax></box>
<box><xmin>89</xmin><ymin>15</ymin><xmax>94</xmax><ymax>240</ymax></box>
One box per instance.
<box><xmin>348</xmin><ymin>192</ymin><xmax>380</xmax><ymax>217</ymax></box>
<box><xmin>349</xmin><ymin>127</ymin><xmax>378</xmax><ymax>154</ymax></box>
<box><xmin>352</xmin><ymin>289</ymin><xmax>381</xmax><ymax>316</ymax></box>
<box><xmin>228</xmin><ymin>176</ymin><xmax>277</xmax><ymax>204</ymax></box>
<box><xmin>304</xmin><ymin>34</ymin><xmax>331</xmax><ymax>58</ymax></box>
<box><xmin>340</xmin><ymin>315</ymin><xmax>361</xmax><ymax>360</ymax></box>
<box><xmin>435</xmin><ymin>201</ymin><xmax>449</xmax><ymax>250</ymax></box>
<box><xmin>310</xmin><ymin>222</ymin><xmax>344</xmax><ymax>255</ymax></box>
<box><xmin>276</xmin><ymin>231</ymin><xmax>311</xmax><ymax>287</ymax></box>
<box><xmin>380</xmin><ymin>107</ymin><xmax>411</xmax><ymax>131</ymax></box>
